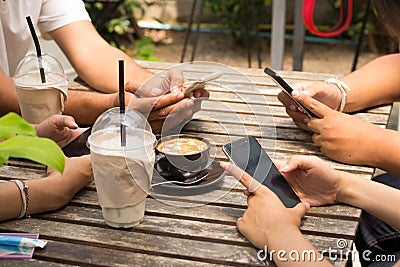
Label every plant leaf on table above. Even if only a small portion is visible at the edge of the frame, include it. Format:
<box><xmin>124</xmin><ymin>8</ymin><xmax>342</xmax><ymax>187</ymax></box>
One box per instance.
<box><xmin>0</xmin><ymin>136</ymin><xmax>65</xmax><ymax>173</ymax></box>
<box><xmin>0</xmin><ymin>112</ymin><xmax>36</xmax><ymax>140</ymax></box>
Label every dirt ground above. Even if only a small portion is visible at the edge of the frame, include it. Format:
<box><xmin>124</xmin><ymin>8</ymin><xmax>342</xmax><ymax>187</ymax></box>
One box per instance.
<box><xmin>150</xmin><ymin>30</ymin><xmax>383</xmax><ymax>76</ymax></box>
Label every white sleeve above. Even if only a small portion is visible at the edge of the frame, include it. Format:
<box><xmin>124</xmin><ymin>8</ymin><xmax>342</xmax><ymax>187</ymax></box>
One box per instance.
<box><xmin>38</xmin><ymin>0</ymin><xmax>91</xmax><ymax>33</ymax></box>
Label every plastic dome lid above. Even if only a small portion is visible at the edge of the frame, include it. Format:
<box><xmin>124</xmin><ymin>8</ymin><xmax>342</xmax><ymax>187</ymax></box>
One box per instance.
<box><xmin>13</xmin><ymin>53</ymin><xmax>66</xmax><ymax>88</ymax></box>
<box><xmin>92</xmin><ymin>107</ymin><xmax>152</xmax><ymax>134</ymax></box>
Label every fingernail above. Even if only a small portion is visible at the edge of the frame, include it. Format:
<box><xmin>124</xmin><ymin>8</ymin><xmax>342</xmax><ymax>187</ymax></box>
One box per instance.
<box><xmin>304</xmin><ymin>117</ymin><xmax>310</xmax><ymax>123</ymax></box>
<box><xmin>279</xmin><ymin>164</ymin><xmax>289</xmax><ymax>172</ymax></box>
<box><xmin>72</xmin><ymin>122</ymin><xmax>79</xmax><ymax>128</ymax></box>
<box><xmin>289</xmin><ymin>104</ymin><xmax>296</xmax><ymax>111</ymax></box>
<box><xmin>292</xmin><ymin>90</ymin><xmax>300</xmax><ymax>97</ymax></box>
<box><xmin>303</xmin><ymin>90</ymin><xmax>311</xmax><ymax>96</ymax></box>
<box><xmin>220</xmin><ymin>162</ymin><xmax>229</xmax><ymax>169</ymax></box>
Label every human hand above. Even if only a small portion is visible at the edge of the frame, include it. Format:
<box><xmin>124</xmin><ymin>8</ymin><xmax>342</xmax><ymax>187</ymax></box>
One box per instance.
<box><xmin>122</xmin><ymin>69</ymin><xmax>210</xmax><ymax>134</ymax></box>
<box><xmin>220</xmin><ymin>162</ymin><xmax>309</xmax><ymax>249</ymax></box>
<box><xmin>279</xmin><ymin>156</ymin><xmax>342</xmax><ymax>206</ymax></box>
<box><xmin>46</xmin><ymin>155</ymin><xmax>93</xmax><ymax>204</ymax></box>
<box><xmin>277</xmin><ymin>81</ymin><xmax>341</xmax><ymax>131</ymax></box>
<box><xmin>35</xmin><ymin>115</ymin><xmax>84</xmax><ymax>148</ymax></box>
<box><xmin>292</xmin><ymin>90</ymin><xmax>385</xmax><ymax>165</ymax></box>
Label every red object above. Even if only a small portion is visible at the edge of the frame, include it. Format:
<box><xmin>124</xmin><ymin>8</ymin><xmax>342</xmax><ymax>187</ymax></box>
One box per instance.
<box><xmin>303</xmin><ymin>0</ymin><xmax>353</xmax><ymax>37</ymax></box>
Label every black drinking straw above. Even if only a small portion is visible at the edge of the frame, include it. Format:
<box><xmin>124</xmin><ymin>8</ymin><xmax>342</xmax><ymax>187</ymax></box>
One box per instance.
<box><xmin>26</xmin><ymin>16</ymin><xmax>46</xmax><ymax>83</ymax></box>
<box><xmin>119</xmin><ymin>60</ymin><xmax>126</xmax><ymax>147</ymax></box>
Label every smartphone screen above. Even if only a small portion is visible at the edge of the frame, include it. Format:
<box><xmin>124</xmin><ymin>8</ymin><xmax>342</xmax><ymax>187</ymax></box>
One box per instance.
<box><xmin>62</xmin><ymin>127</ymin><xmax>91</xmax><ymax>157</ymax></box>
<box><xmin>264</xmin><ymin>67</ymin><xmax>318</xmax><ymax>118</ymax></box>
<box><xmin>223</xmin><ymin>136</ymin><xmax>300</xmax><ymax>208</ymax></box>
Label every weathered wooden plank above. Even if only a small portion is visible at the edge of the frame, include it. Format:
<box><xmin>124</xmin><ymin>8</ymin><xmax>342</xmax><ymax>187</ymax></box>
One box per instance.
<box><xmin>0</xmin><ymin>219</ymin><xmax>265</xmax><ymax>266</ymax></box>
<box><xmin>33</xmin><ymin>239</ymin><xmax>225</xmax><ymax>267</ymax></box>
<box><xmin>0</xmin><ymin>165</ymin><xmax>47</xmax><ymax>180</ymax></box>
<box><xmin>0</xmin><ymin>260</ymin><xmax>74</xmax><ymax>267</ymax></box>
<box><xmin>71</xmin><ymin>187</ymin><xmax>361</xmax><ymax>221</ymax></box>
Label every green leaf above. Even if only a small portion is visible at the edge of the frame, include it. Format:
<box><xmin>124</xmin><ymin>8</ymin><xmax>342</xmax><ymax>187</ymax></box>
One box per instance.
<box><xmin>0</xmin><ymin>150</ymin><xmax>9</xmax><ymax>166</ymax></box>
<box><xmin>0</xmin><ymin>136</ymin><xmax>65</xmax><ymax>173</ymax></box>
<box><xmin>0</xmin><ymin>112</ymin><xmax>36</xmax><ymax>140</ymax></box>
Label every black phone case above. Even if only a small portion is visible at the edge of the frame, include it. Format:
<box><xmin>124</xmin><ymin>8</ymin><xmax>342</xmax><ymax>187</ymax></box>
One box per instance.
<box><xmin>264</xmin><ymin>67</ymin><xmax>318</xmax><ymax>118</ymax></box>
<box><xmin>223</xmin><ymin>136</ymin><xmax>300</xmax><ymax>208</ymax></box>
<box><xmin>62</xmin><ymin>128</ymin><xmax>91</xmax><ymax>157</ymax></box>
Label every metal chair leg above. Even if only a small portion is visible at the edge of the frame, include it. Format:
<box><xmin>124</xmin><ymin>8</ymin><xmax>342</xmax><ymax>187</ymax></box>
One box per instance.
<box><xmin>352</xmin><ymin>0</ymin><xmax>371</xmax><ymax>71</ymax></box>
<box><xmin>181</xmin><ymin>0</ymin><xmax>197</xmax><ymax>63</ymax></box>
<box><xmin>190</xmin><ymin>0</ymin><xmax>205</xmax><ymax>62</ymax></box>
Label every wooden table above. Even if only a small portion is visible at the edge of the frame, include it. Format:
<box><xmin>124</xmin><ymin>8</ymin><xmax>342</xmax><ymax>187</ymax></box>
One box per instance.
<box><xmin>0</xmin><ymin>61</ymin><xmax>392</xmax><ymax>266</ymax></box>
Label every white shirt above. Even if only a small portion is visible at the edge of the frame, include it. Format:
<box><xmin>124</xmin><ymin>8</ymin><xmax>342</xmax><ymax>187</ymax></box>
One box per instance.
<box><xmin>0</xmin><ymin>0</ymin><xmax>90</xmax><ymax>76</ymax></box>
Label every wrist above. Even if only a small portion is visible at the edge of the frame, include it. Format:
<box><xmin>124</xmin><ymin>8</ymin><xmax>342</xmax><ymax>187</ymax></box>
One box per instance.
<box><xmin>336</xmin><ymin>171</ymin><xmax>358</xmax><ymax>204</ymax></box>
<box><xmin>324</xmin><ymin>78</ymin><xmax>350</xmax><ymax>112</ymax></box>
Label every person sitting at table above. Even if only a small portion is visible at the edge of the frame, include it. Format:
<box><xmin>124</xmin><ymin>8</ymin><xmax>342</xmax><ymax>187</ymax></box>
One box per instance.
<box><xmin>277</xmin><ymin>0</ymin><xmax>400</xmax><ymax>177</ymax></box>
<box><xmin>221</xmin><ymin>154</ymin><xmax>400</xmax><ymax>267</ymax></box>
<box><xmin>277</xmin><ymin>1</ymin><xmax>400</xmax><ymax>263</ymax></box>
<box><xmin>0</xmin><ymin>0</ymin><xmax>209</xmax><ymax>130</ymax></box>
<box><xmin>0</xmin><ymin>114</ymin><xmax>93</xmax><ymax>222</ymax></box>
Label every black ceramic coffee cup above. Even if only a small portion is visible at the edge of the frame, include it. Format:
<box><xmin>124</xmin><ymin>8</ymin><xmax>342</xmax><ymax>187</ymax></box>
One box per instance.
<box><xmin>155</xmin><ymin>134</ymin><xmax>212</xmax><ymax>181</ymax></box>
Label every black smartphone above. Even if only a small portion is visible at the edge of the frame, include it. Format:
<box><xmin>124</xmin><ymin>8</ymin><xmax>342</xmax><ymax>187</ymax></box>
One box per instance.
<box><xmin>62</xmin><ymin>127</ymin><xmax>91</xmax><ymax>157</ymax></box>
<box><xmin>222</xmin><ymin>135</ymin><xmax>300</xmax><ymax>208</ymax></box>
<box><xmin>264</xmin><ymin>67</ymin><xmax>318</xmax><ymax>118</ymax></box>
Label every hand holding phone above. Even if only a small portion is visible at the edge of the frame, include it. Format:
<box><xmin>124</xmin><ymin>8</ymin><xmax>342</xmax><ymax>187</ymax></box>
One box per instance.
<box><xmin>177</xmin><ymin>71</ymin><xmax>223</xmax><ymax>98</ymax></box>
<box><xmin>264</xmin><ymin>67</ymin><xmax>318</xmax><ymax>118</ymax></box>
<box><xmin>222</xmin><ymin>136</ymin><xmax>300</xmax><ymax>208</ymax></box>
<box><xmin>62</xmin><ymin>127</ymin><xmax>91</xmax><ymax>157</ymax></box>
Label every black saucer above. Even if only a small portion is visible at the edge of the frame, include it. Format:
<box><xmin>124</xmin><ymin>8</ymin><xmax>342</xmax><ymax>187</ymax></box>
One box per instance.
<box><xmin>153</xmin><ymin>157</ymin><xmax>225</xmax><ymax>188</ymax></box>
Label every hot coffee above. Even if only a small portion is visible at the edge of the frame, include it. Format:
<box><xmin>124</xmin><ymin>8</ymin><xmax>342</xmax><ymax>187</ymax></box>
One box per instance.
<box><xmin>156</xmin><ymin>137</ymin><xmax>208</xmax><ymax>155</ymax></box>
<box><xmin>155</xmin><ymin>135</ymin><xmax>212</xmax><ymax>181</ymax></box>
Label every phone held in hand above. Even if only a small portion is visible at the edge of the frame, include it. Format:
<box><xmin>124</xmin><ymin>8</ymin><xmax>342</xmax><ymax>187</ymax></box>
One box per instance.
<box><xmin>264</xmin><ymin>67</ymin><xmax>318</xmax><ymax>118</ymax></box>
<box><xmin>222</xmin><ymin>135</ymin><xmax>300</xmax><ymax>208</ymax></box>
<box><xmin>62</xmin><ymin>127</ymin><xmax>91</xmax><ymax>157</ymax></box>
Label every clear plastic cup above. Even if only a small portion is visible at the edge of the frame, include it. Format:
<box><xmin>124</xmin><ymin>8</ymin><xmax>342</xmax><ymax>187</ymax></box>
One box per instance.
<box><xmin>88</xmin><ymin>108</ymin><xmax>156</xmax><ymax>228</ymax></box>
<box><xmin>13</xmin><ymin>53</ymin><xmax>68</xmax><ymax>124</ymax></box>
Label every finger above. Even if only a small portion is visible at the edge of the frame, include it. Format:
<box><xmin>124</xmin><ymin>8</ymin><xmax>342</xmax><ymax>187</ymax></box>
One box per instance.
<box><xmin>306</xmin><ymin>118</ymin><xmax>324</xmax><ymax>134</ymax></box>
<box><xmin>153</xmin><ymin>92</ymin><xmax>184</xmax><ymax>110</ymax></box>
<box><xmin>279</xmin><ymin>155</ymin><xmax>304</xmax><ymax>173</ymax></box>
<box><xmin>291</xmin><ymin>91</ymin><xmax>332</xmax><ymax>118</ymax></box>
<box><xmin>193</xmin><ymin>89</ymin><xmax>210</xmax><ymax>98</ymax></box>
<box><xmin>125</xmin><ymin>79</ymin><xmax>141</xmax><ymax>94</ymax></box>
<box><xmin>52</xmin><ymin>115</ymin><xmax>78</xmax><ymax>129</ymax></box>
<box><xmin>236</xmin><ymin>216</ymin><xmax>245</xmax><ymax>231</ymax></box>
<box><xmin>220</xmin><ymin>162</ymin><xmax>262</xmax><ymax>193</ymax></box>
<box><xmin>311</xmin><ymin>133</ymin><xmax>322</xmax><ymax>147</ymax></box>
<box><xmin>167</xmin><ymin>69</ymin><xmax>185</xmax><ymax>89</ymax></box>
<box><xmin>148</xmin><ymin>98</ymin><xmax>193</xmax><ymax>121</ymax></box>
<box><xmin>292</xmin><ymin>202</ymin><xmax>310</xmax><ymax>218</ymax></box>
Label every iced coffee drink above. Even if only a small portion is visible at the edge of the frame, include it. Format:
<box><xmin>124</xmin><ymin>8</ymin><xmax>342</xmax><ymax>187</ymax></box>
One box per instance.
<box><xmin>13</xmin><ymin>53</ymin><xmax>68</xmax><ymax>124</ymax></box>
<box><xmin>88</xmin><ymin>127</ymin><xmax>156</xmax><ymax>228</ymax></box>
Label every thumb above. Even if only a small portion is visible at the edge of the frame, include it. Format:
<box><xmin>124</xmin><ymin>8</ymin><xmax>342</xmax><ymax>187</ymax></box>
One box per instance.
<box><xmin>292</xmin><ymin>202</ymin><xmax>310</xmax><ymax>219</ymax></box>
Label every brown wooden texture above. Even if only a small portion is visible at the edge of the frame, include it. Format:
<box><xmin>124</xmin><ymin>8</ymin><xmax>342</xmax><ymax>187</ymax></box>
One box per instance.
<box><xmin>0</xmin><ymin>61</ymin><xmax>392</xmax><ymax>266</ymax></box>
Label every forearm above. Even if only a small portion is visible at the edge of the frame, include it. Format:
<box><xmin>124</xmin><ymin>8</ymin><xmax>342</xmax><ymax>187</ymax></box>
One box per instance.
<box><xmin>0</xmin><ymin>71</ymin><xmax>20</xmax><ymax>117</ymax></box>
<box><xmin>50</xmin><ymin>21</ymin><xmax>153</xmax><ymax>94</ymax></box>
<box><xmin>266</xmin><ymin>227</ymin><xmax>331</xmax><ymax>266</ymax></box>
<box><xmin>63</xmin><ymin>90</ymin><xmax>114</xmax><ymax>125</ymax></box>
<box><xmin>75</xmin><ymin>45</ymin><xmax>153</xmax><ymax>93</ymax></box>
<box><xmin>341</xmin><ymin>54</ymin><xmax>400</xmax><ymax>112</ymax></box>
<box><xmin>339</xmin><ymin>172</ymin><xmax>400</xmax><ymax>229</ymax></box>
<box><xmin>371</xmin><ymin>128</ymin><xmax>400</xmax><ymax>177</ymax></box>
<box><xmin>0</xmin><ymin>175</ymin><xmax>83</xmax><ymax>221</ymax></box>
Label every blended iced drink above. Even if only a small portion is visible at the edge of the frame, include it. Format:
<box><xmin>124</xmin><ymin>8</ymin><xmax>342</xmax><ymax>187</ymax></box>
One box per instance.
<box><xmin>13</xmin><ymin>53</ymin><xmax>68</xmax><ymax>124</ymax></box>
<box><xmin>88</xmin><ymin>128</ymin><xmax>156</xmax><ymax>228</ymax></box>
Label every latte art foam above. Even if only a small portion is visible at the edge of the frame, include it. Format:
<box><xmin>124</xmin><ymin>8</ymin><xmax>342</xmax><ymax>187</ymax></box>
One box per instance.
<box><xmin>157</xmin><ymin>137</ymin><xmax>208</xmax><ymax>155</ymax></box>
